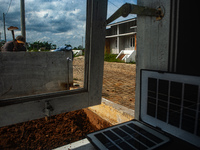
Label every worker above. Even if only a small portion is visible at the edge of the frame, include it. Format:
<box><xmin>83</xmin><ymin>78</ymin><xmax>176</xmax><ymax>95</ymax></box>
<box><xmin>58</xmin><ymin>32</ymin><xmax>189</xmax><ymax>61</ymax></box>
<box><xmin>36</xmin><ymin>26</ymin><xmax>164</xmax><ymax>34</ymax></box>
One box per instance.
<box><xmin>1</xmin><ymin>35</ymin><xmax>26</xmax><ymax>52</ymax></box>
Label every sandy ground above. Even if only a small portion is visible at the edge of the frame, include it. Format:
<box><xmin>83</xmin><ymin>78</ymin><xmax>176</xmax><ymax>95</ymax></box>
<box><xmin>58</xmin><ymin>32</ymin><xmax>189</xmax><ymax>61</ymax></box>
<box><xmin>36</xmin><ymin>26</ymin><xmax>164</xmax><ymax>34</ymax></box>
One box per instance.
<box><xmin>73</xmin><ymin>56</ymin><xmax>136</xmax><ymax>110</ymax></box>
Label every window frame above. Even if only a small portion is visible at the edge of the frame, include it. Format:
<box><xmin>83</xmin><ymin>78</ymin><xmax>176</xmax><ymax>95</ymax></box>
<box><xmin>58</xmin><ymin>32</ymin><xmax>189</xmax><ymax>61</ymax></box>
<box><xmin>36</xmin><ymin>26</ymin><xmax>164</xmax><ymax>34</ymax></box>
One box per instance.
<box><xmin>0</xmin><ymin>0</ymin><xmax>108</xmax><ymax>127</ymax></box>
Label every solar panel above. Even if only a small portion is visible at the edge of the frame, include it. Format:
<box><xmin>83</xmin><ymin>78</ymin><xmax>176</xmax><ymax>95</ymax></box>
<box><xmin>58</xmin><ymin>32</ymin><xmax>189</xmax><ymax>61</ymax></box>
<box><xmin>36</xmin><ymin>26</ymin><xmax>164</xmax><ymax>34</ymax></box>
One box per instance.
<box><xmin>87</xmin><ymin>70</ymin><xmax>200</xmax><ymax>149</ymax></box>
<box><xmin>87</xmin><ymin>120</ymin><xmax>170</xmax><ymax>150</ymax></box>
<box><xmin>141</xmin><ymin>70</ymin><xmax>200</xmax><ymax>148</ymax></box>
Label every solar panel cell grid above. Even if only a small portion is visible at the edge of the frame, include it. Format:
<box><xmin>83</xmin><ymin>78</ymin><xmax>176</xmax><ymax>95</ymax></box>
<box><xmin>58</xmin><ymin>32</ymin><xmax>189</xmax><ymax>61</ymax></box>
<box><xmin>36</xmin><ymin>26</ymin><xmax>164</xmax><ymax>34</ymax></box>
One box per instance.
<box><xmin>87</xmin><ymin>121</ymin><xmax>170</xmax><ymax>150</ymax></box>
<box><xmin>147</xmin><ymin>77</ymin><xmax>200</xmax><ymax>136</ymax></box>
<box><xmin>94</xmin><ymin>133</ymin><xmax>120</xmax><ymax>150</ymax></box>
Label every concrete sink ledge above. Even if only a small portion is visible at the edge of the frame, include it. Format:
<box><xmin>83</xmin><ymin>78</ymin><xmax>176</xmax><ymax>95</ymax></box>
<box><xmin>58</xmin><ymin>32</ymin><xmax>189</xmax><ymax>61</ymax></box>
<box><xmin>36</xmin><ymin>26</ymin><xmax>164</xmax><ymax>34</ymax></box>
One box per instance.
<box><xmin>88</xmin><ymin>98</ymin><xmax>135</xmax><ymax>125</ymax></box>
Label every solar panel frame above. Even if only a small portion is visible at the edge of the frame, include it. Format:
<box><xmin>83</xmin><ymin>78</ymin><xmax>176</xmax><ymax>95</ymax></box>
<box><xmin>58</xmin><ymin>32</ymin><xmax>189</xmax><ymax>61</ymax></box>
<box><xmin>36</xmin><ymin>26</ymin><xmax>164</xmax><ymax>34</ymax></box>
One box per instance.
<box><xmin>140</xmin><ymin>70</ymin><xmax>200</xmax><ymax>148</ymax></box>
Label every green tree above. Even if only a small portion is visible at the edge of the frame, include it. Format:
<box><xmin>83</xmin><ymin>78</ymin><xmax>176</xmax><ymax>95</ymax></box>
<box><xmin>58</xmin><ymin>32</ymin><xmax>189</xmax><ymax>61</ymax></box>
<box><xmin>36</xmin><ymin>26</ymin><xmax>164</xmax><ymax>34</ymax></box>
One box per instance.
<box><xmin>78</xmin><ymin>45</ymin><xmax>83</xmax><ymax>50</ymax></box>
<box><xmin>0</xmin><ymin>40</ymin><xmax>6</xmax><ymax>51</ymax></box>
<box><xmin>65</xmin><ymin>44</ymin><xmax>72</xmax><ymax>47</ymax></box>
<box><xmin>28</xmin><ymin>41</ymin><xmax>56</xmax><ymax>51</ymax></box>
<box><xmin>52</xmin><ymin>44</ymin><xmax>56</xmax><ymax>49</ymax></box>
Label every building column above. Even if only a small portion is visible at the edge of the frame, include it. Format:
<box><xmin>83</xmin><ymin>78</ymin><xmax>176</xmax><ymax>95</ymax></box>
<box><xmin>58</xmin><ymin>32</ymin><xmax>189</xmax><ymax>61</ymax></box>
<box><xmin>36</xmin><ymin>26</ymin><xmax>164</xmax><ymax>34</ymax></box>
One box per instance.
<box><xmin>135</xmin><ymin>34</ymin><xmax>137</xmax><ymax>50</ymax></box>
<box><xmin>117</xmin><ymin>25</ymin><xmax>120</xmax><ymax>53</ymax></box>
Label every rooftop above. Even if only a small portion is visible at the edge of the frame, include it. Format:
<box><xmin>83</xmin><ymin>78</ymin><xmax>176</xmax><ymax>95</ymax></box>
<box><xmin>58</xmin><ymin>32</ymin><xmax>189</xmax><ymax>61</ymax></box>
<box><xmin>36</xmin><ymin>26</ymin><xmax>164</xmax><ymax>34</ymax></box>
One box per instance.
<box><xmin>107</xmin><ymin>17</ymin><xmax>137</xmax><ymax>27</ymax></box>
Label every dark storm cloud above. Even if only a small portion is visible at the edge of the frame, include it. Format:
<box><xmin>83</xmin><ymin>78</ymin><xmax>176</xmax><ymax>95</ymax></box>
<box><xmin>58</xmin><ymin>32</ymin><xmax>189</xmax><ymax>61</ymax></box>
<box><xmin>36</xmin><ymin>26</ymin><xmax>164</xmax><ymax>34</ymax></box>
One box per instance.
<box><xmin>43</xmin><ymin>13</ymin><xmax>49</xmax><ymax>18</ymax></box>
<box><xmin>25</xmin><ymin>9</ymin><xmax>75</xmax><ymax>33</ymax></box>
<box><xmin>0</xmin><ymin>0</ymin><xmax>85</xmax><ymax>34</ymax></box>
<box><xmin>3</xmin><ymin>12</ymin><xmax>21</xmax><ymax>28</ymax></box>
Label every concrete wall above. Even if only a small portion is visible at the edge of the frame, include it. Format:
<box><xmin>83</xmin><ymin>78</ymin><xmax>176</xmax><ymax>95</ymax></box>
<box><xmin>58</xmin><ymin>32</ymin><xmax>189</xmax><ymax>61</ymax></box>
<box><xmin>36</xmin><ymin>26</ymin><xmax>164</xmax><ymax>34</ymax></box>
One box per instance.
<box><xmin>73</xmin><ymin>50</ymin><xmax>82</xmax><ymax>56</ymax></box>
<box><xmin>0</xmin><ymin>52</ymin><xmax>73</xmax><ymax>99</ymax></box>
<box><xmin>110</xmin><ymin>36</ymin><xmax>135</xmax><ymax>54</ymax></box>
<box><xmin>135</xmin><ymin>0</ymin><xmax>171</xmax><ymax>119</ymax></box>
<box><xmin>119</xmin><ymin>36</ymin><xmax>125</xmax><ymax>52</ymax></box>
<box><xmin>120</xmin><ymin>36</ymin><xmax>136</xmax><ymax>51</ymax></box>
<box><xmin>110</xmin><ymin>38</ymin><xmax>118</xmax><ymax>54</ymax></box>
<box><xmin>88</xmin><ymin>98</ymin><xmax>134</xmax><ymax>125</ymax></box>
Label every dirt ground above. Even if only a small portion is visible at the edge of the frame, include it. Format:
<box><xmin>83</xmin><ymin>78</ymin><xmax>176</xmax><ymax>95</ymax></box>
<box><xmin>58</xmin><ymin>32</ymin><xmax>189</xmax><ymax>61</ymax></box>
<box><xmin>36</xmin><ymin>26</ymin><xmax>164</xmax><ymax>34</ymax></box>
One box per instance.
<box><xmin>0</xmin><ymin>109</ymin><xmax>111</xmax><ymax>150</ymax></box>
<box><xmin>73</xmin><ymin>56</ymin><xmax>136</xmax><ymax>110</ymax></box>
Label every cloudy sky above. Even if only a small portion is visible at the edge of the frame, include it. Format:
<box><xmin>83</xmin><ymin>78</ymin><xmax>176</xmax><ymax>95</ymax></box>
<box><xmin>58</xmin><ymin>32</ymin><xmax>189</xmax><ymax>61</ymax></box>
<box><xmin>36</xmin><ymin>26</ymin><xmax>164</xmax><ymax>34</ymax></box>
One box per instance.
<box><xmin>0</xmin><ymin>0</ymin><xmax>136</xmax><ymax>48</ymax></box>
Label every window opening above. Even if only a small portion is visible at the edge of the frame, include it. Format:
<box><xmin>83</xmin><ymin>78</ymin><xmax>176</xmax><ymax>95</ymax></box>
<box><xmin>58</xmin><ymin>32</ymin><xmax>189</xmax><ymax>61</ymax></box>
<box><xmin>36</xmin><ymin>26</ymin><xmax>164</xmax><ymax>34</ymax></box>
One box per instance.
<box><xmin>0</xmin><ymin>0</ymin><xmax>108</xmax><ymax>128</ymax></box>
<box><xmin>0</xmin><ymin>0</ymin><xmax>87</xmax><ymax>100</ymax></box>
<box><xmin>103</xmin><ymin>0</ymin><xmax>137</xmax><ymax>111</ymax></box>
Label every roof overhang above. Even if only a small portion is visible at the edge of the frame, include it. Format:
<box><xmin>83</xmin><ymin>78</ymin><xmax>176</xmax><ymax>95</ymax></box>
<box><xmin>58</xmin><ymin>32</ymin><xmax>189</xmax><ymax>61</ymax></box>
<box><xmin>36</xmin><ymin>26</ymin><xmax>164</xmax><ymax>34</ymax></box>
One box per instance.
<box><xmin>106</xmin><ymin>32</ymin><xmax>136</xmax><ymax>38</ymax></box>
<box><xmin>107</xmin><ymin>18</ymin><xmax>137</xmax><ymax>27</ymax></box>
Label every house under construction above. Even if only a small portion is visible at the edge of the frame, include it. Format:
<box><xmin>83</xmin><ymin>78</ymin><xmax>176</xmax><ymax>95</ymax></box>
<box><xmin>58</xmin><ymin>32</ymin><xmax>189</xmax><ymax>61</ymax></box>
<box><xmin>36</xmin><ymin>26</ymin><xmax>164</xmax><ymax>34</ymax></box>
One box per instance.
<box><xmin>105</xmin><ymin>18</ymin><xmax>137</xmax><ymax>54</ymax></box>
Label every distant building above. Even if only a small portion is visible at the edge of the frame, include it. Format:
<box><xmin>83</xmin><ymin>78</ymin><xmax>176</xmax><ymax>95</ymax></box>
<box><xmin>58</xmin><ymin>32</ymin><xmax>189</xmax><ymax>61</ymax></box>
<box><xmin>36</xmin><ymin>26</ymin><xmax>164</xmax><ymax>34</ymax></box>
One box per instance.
<box><xmin>105</xmin><ymin>18</ymin><xmax>137</xmax><ymax>54</ymax></box>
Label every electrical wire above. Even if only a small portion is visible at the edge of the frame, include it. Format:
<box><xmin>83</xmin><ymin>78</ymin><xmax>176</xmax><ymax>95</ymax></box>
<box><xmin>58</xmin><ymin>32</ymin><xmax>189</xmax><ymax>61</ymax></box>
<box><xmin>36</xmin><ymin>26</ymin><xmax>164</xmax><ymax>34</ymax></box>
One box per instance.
<box><xmin>5</xmin><ymin>0</ymin><xmax>13</xmax><ymax>15</ymax></box>
<box><xmin>108</xmin><ymin>0</ymin><xmax>119</xmax><ymax>9</ymax></box>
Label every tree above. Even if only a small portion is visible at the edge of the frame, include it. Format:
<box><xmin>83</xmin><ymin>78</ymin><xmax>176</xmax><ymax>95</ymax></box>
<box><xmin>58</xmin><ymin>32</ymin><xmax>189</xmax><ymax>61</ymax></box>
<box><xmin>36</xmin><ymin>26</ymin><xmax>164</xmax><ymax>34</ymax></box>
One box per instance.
<box><xmin>0</xmin><ymin>40</ymin><xmax>6</xmax><ymax>51</ymax></box>
<box><xmin>73</xmin><ymin>47</ymin><xmax>78</xmax><ymax>50</ymax></box>
<box><xmin>28</xmin><ymin>41</ymin><xmax>57</xmax><ymax>51</ymax></box>
<box><xmin>78</xmin><ymin>45</ymin><xmax>83</xmax><ymax>50</ymax></box>
<box><xmin>65</xmin><ymin>44</ymin><xmax>72</xmax><ymax>47</ymax></box>
<box><xmin>52</xmin><ymin>44</ymin><xmax>56</xmax><ymax>49</ymax></box>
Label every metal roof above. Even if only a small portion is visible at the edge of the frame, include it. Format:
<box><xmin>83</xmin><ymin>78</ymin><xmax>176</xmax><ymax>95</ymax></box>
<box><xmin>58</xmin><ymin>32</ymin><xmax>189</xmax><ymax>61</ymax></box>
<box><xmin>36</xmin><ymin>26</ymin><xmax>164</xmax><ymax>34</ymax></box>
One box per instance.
<box><xmin>107</xmin><ymin>17</ymin><xmax>137</xmax><ymax>27</ymax></box>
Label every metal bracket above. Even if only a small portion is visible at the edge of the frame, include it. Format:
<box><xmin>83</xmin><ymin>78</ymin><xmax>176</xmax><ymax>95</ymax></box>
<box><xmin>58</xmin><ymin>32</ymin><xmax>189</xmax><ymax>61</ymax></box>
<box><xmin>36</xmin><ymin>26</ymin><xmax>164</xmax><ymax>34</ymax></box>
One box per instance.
<box><xmin>107</xmin><ymin>3</ymin><xmax>164</xmax><ymax>24</ymax></box>
<box><xmin>44</xmin><ymin>101</ymin><xmax>54</xmax><ymax>117</ymax></box>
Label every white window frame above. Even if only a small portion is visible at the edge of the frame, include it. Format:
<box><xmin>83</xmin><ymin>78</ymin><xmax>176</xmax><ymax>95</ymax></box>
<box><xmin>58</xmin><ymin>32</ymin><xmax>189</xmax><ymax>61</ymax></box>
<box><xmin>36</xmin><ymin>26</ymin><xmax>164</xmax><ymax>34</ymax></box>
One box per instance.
<box><xmin>0</xmin><ymin>0</ymin><xmax>108</xmax><ymax>127</ymax></box>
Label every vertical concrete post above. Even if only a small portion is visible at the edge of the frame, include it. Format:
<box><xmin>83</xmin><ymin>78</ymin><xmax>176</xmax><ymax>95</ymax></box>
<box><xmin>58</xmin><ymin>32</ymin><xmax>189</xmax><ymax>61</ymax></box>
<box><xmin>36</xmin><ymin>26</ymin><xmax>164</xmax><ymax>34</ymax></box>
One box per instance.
<box><xmin>135</xmin><ymin>0</ymin><xmax>171</xmax><ymax>119</ymax></box>
<box><xmin>3</xmin><ymin>13</ymin><xmax>6</xmax><ymax>42</ymax></box>
<box><xmin>20</xmin><ymin>0</ymin><xmax>26</xmax><ymax>42</ymax></box>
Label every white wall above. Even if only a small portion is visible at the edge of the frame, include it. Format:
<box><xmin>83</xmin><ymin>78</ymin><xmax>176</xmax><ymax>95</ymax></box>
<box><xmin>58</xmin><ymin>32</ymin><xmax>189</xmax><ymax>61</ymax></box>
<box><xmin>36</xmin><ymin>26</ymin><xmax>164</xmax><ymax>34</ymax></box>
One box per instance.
<box><xmin>110</xmin><ymin>38</ymin><xmax>118</xmax><ymax>54</ymax></box>
<box><xmin>110</xmin><ymin>35</ymin><xmax>135</xmax><ymax>54</ymax></box>
<box><xmin>73</xmin><ymin>50</ymin><xmax>82</xmax><ymax>56</ymax></box>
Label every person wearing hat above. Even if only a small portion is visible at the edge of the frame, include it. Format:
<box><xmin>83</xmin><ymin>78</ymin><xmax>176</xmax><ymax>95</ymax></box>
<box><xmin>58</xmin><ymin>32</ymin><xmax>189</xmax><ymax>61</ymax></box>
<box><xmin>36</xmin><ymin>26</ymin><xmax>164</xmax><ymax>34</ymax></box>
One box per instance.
<box><xmin>1</xmin><ymin>35</ymin><xmax>26</xmax><ymax>52</ymax></box>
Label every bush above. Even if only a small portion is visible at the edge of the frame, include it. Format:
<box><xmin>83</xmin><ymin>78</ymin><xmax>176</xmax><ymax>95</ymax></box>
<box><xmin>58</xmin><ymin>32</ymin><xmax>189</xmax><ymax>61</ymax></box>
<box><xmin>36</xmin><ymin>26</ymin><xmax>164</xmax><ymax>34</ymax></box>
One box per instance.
<box><xmin>104</xmin><ymin>54</ymin><xmax>124</xmax><ymax>63</ymax></box>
